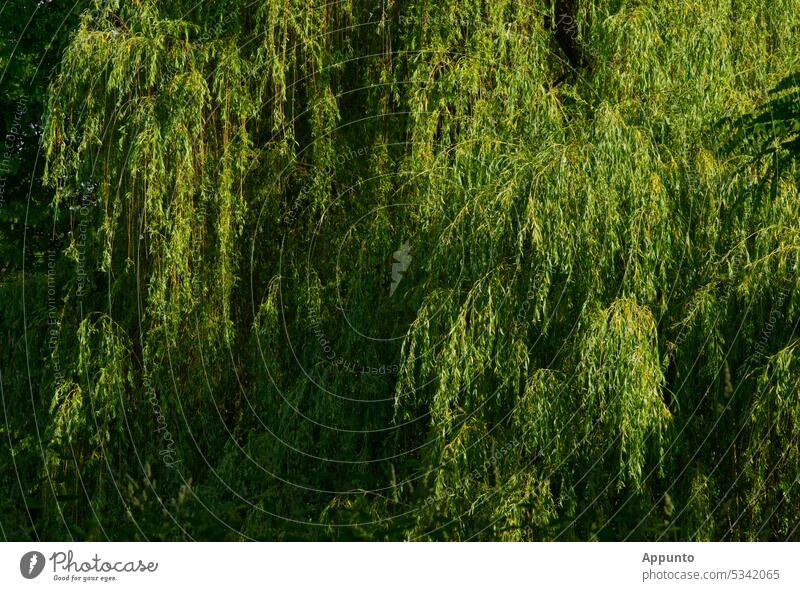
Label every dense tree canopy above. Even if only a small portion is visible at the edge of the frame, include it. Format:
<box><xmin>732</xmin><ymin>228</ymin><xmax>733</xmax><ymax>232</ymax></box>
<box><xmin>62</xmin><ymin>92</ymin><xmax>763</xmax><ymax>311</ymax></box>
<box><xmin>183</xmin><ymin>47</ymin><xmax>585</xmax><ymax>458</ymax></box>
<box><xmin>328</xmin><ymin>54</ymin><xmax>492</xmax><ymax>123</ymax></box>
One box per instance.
<box><xmin>1</xmin><ymin>0</ymin><xmax>799</xmax><ymax>540</ymax></box>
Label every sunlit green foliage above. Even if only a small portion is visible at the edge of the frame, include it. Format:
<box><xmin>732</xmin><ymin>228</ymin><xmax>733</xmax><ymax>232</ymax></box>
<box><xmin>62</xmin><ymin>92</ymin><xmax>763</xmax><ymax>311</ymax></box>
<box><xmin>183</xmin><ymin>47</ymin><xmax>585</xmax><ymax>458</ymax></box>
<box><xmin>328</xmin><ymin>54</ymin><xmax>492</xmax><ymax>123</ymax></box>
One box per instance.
<box><xmin>1</xmin><ymin>0</ymin><xmax>799</xmax><ymax>540</ymax></box>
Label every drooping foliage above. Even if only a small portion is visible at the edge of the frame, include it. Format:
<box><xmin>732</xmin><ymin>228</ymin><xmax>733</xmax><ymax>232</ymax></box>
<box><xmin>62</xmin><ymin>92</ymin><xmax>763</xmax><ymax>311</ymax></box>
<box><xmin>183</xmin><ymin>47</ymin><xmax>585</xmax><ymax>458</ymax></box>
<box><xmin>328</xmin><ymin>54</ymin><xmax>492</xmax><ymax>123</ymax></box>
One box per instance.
<box><xmin>1</xmin><ymin>0</ymin><xmax>799</xmax><ymax>540</ymax></box>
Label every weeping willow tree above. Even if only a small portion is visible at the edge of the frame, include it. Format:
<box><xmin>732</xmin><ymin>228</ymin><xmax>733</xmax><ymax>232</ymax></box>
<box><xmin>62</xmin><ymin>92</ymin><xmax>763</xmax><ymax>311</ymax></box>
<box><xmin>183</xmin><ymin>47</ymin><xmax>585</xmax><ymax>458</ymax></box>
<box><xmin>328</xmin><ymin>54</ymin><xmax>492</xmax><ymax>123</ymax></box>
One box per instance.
<box><xmin>1</xmin><ymin>0</ymin><xmax>798</xmax><ymax>540</ymax></box>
